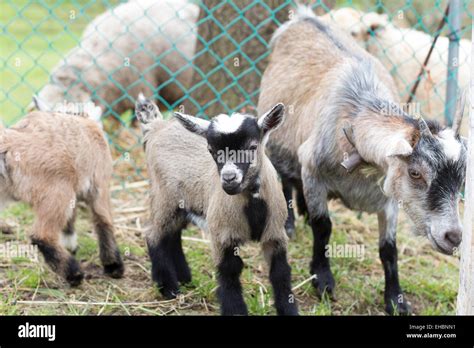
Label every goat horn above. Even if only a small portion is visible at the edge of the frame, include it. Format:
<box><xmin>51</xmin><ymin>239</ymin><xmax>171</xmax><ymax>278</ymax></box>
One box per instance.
<box><xmin>418</xmin><ymin>116</ymin><xmax>432</xmax><ymax>137</ymax></box>
<box><xmin>342</xmin><ymin>123</ymin><xmax>356</xmax><ymax>148</ymax></box>
<box><xmin>452</xmin><ymin>88</ymin><xmax>467</xmax><ymax>136</ymax></box>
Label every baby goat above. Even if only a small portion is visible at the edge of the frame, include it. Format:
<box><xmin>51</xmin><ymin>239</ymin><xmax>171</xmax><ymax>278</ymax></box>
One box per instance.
<box><xmin>0</xmin><ymin>109</ymin><xmax>124</xmax><ymax>285</ymax></box>
<box><xmin>136</xmin><ymin>95</ymin><xmax>298</xmax><ymax>316</ymax></box>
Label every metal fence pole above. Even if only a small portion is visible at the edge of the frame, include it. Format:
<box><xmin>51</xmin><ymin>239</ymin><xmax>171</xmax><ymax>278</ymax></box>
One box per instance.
<box><xmin>445</xmin><ymin>0</ymin><xmax>461</xmax><ymax>125</ymax></box>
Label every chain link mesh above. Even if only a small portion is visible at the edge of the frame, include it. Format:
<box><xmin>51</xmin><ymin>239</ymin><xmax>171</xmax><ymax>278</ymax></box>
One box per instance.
<box><xmin>1</xmin><ymin>0</ymin><xmax>472</xmax><ymax>184</ymax></box>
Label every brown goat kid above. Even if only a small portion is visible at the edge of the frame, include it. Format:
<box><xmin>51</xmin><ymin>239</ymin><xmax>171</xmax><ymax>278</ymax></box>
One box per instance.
<box><xmin>0</xmin><ymin>111</ymin><xmax>124</xmax><ymax>285</ymax></box>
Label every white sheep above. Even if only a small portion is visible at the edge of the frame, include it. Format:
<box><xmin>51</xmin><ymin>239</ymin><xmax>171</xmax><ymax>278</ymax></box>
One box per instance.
<box><xmin>36</xmin><ymin>0</ymin><xmax>198</xmax><ymax>121</ymax></box>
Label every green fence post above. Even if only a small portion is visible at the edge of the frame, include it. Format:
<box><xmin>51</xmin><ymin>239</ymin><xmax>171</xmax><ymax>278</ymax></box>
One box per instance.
<box><xmin>445</xmin><ymin>0</ymin><xmax>462</xmax><ymax>126</ymax></box>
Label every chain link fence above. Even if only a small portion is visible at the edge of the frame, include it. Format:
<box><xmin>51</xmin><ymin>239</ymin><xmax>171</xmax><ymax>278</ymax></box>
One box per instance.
<box><xmin>1</xmin><ymin>0</ymin><xmax>472</xmax><ymax>185</ymax></box>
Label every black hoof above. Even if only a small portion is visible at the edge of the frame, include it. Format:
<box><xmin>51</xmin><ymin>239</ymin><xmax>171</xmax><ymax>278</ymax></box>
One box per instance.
<box><xmin>65</xmin><ymin>257</ymin><xmax>84</xmax><ymax>287</ymax></box>
<box><xmin>284</xmin><ymin>215</ymin><xmax>296</xmax><ymax>239</ymax></box>
<box><xmin>286</xmin><ymin>227</ymin><xmax>296</xmax><ymax>239</ymax></box>
<box><xmin>67</xmin><ymin>272</ymin><xmax>84</xmax><ymax>287</ymax></box>
<box><xmin>218</xmin><ymin>287</ymin><xmax>248</xmax><ymax>316</ymax></box>
<box><xmin>277</xmin><ymin>302</ymin><xmax>299</xmax><ymax>316</ymax></box>
<box><xmin>284</xmin><ymin>221</ymin><xmax>296</xmax><ymax>239</ymax></box>
<box><xmin>176</xmin><ymin>262</ymin><xmax>192</xmax><ymax>284</ymax></box>
<box><xmin>312</xmin><ymin>268</ymin><xmax>336</xmax><ymax>300</ymax></box>
<box><xmin>177</xmin><ymin>271</ymin><xmax>192</xmax><ymax>285</ymax></box>
<box><xmin>159</xmin><ymin>286</ymin><xmax>180</xmax><ymax>300</ymax></box>
<box><xmin>385</xmin><ymin>294</ymin><xmax>412</xmax><ymax>315</ymax></box>
<box><xmin>104</xmin><ymin>261</ymin><xmax>125</xmax><ymax>279</ymax></box>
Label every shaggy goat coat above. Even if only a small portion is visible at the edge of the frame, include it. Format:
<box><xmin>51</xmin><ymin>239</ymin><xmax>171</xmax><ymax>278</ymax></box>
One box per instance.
<box><xmin>258</xmin><ymin>6</ymin><xmax>467</xmax><ymax>315</ymax></box>
<box><xmin>0</xmin><ymin>111</ymin><xmax>123</xmax><ymax>284</ymax></box>
<box><xmin>138</xmin><ymin>96</ymin><xmax>298</xmax><ymax>315</ymax></box>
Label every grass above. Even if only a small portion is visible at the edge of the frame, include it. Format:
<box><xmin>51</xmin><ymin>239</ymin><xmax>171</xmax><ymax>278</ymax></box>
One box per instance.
<box><xmin>0</xmin><ymin>186</ymin><xmax>461</xmax><ymax>316</ymax></box>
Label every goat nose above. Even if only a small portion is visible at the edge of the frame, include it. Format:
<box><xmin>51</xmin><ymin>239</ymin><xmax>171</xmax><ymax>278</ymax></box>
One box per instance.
<box><xmin>445</xmin><ymin>230</ymin><xmax>462</xmax><ymax>247</ymax></box>
<box><xmin>222</xmin><ymin>172</ymin><xmax>236</xmax><ymax>183</ymax></box>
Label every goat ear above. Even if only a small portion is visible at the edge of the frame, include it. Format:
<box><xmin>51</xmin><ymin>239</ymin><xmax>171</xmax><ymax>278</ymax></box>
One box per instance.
<box><xmin>174</xmin><ymin>112</ymin><xmax>210</xmax><ymax>137</ymax></box>
<box><xmin>386</xmin><ymin>138</ymin><xmax>413</xmax><ymax>158</ymax></box>
<box><xmin>32</xmin><ymin>95</ymin><xmax>51</xmax><ymax>112</ymax></box>
<box><xmin>258</xmin><ymin>103</ymin><xmax>285</xmax><ymax>135</ymax></box>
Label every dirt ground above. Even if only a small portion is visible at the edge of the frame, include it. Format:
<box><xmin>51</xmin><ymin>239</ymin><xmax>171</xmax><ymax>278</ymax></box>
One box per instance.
<box><xmin>0</xmin><ymin>125</ymin><xmax>460</xmax><ymax>315</ymax></box>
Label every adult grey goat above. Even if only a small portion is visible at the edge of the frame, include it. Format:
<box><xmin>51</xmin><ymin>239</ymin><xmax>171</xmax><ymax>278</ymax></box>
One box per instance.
<box><xmin>258</xmin><ymin>6</ymin><xmax>467</xmax><ymax>315</ymax></box>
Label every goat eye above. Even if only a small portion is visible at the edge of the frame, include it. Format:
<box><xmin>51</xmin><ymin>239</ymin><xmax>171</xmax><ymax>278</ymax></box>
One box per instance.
<box><xmin>249</xmin><ymin>144</ymin><xmax>258</xmax><ymax>151</ymax></box>
<box><xmin>409</xmin><ymin>169</ymin><xmax>421</xmax><ymax>179</ymax></box>
<box><xmin>208</xmin><ymin>147</ymin><xmax>213</xmax><ymax>154</ymax></box>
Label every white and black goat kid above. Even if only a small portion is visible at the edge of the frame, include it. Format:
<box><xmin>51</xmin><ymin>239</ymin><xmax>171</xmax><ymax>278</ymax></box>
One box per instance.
<box><xmin>258</xmin><ymin>6</ymin><xmax>468</xmax><ymax>315</ymax></box>
<box><xmin>136</xmin><ymin>95</ymin><xmax>298</xmax><ymax>316</ymax></box>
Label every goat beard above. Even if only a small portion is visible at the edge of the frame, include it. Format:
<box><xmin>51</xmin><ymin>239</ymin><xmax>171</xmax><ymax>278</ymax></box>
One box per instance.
<box><xmin>407</xmin><ymin>214</ymin><xmax>430</xmax><ymax>238</ymax></box>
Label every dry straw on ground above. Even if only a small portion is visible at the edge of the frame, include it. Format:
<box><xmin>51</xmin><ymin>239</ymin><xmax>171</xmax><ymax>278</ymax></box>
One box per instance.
<box><xmin>0</xmin><ymin>126</ymin><xmax>461</xmax><ymax>315</ymax></box>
